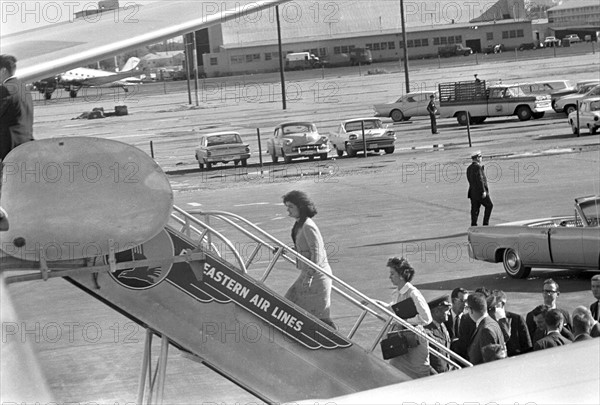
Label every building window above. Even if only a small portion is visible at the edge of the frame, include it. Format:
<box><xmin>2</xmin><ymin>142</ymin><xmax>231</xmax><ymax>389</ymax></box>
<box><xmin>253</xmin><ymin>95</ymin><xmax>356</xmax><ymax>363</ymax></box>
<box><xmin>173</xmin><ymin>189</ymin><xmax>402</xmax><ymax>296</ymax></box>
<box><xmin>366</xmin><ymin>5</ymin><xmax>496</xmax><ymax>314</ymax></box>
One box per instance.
<box><xmin>399</xmin><ymin>40</ymin><xmax>404</xmax><ymax>48</ymax></box>
<box><xmin>245</xmin><ymin>54</ymin><xmax>260</xmax><ymax>63</ymax></box>
<box><xmin>319</xmin><ymin>48</ymin><xmax>327</xmax><ymax>56</ymax></box>
<box><xmin>334</xmin><ymin>46</ymin><xmax>341</xmax><ymax>54</ymax></box>
<box><xmin>310</xmin><ymin>48</ymin><xmax>318</xmax><ymax>55</ymax></box>
<box><xmin>231</xmin><ymin>55</ymin><xmax>244</xmax><ymax>64</ymax></box>
<box><xmin>486</xmin><ymin>32</ymin><xmax>494</xmax><ymax>41</ymax></box>
<box><xmin>340</xmin><ymin>45</ymin><xmax>348</xmax><ymax>53</ymax></box>
<box><xmin>414</xmin><ymin>39</ymin><xmax>421</xmax><ymax>47</ymax></box>
<box><xmin>433</xmin><ymin>37</ymin><xmax>440</xmax><ymax>45</ymax></box>
<box><xmin>349</xmin><ymin>45</ymin><xmax>356</xmax><ymax>52</ymax></box>
<box><xmin>502</xmin><ymin>31</ymin><xmax>509</xmax><ymax>39</ymax></box>
<box><xmin>373</xmin><ymin>43</ymin><xmax>380</xmax><ymax>50</ymax></box>
<box><xmin>440</xmin><ymin>37</ymin><xmax>447</xmax><ymax>44</ymax></box>
<box><xmin>510</xmin><ymin>30</ymin><xmax>516</xmax><ymax>38</ymax></box>
<box><xmin>380</xmin><ymin>42</ymin><xmax>387</xmax><ymax>50</ymax></box>
<box><xmin>366</xmin><ymin>44</ymin><xmax>372</xmax><ymax>50</ymax></box>
<box><xmin>421</xmin><ymin>38</ymin><xmax>429</xmax><ymax>46</ymax></box>
<box><xmin>210</xmin><ymin>57</ymin><xmax>218</xmax><ymax>66</ymax></box>
<box><xmin>517</xmin><ymin>29</ymin><xmax>524</xmax><ymax>37</ymax></box>
<box><xmin>448</xmin><ymin>36</ymin><xmax>455</xmax><ymax>44</ymax></box>
<box><xmin>407</xmin><ymin>40</ymin><xmax>414</xmax><ymax>48</ymax></box>
<box><xmin>388</xmin><ymin>41</ymin><xmax>396</xmax><ymax>49</ymax></box>
<box><xmin>455</xmin><ymin>35</ymin><xmax>462</xmax><ymax>43</ymax></box>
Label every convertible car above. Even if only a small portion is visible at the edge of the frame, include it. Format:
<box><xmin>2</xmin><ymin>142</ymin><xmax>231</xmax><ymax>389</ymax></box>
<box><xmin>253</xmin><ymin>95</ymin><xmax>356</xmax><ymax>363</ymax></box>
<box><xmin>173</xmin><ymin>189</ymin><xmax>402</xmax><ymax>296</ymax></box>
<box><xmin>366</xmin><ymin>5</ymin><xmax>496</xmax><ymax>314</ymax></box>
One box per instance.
<box><xmin>468</xmin><ymin>196</ymin><xmax>600</xmax><ymax>278</ymax></box>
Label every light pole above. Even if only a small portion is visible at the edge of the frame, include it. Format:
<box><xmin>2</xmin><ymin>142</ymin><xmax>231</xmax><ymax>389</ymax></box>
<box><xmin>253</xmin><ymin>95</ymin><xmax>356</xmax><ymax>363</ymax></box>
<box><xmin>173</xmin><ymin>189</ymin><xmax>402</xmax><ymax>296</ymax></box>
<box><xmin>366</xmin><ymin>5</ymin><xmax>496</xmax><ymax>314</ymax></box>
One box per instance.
<box><xmin>400</xmin><ymin>0</ymin><xmax>410</xmax><ymax>94</ymax></box>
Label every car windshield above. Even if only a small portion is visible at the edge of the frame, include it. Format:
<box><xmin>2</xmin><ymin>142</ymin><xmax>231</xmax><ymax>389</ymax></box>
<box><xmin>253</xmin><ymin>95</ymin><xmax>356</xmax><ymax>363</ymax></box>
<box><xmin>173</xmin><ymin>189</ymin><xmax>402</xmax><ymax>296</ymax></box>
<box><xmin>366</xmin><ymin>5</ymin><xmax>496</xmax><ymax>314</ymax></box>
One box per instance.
<box><xmin>206</xmin><ymin>134</ymin><xmax>241</xmax><ymax>146</ymax></box>
<box><xmin>282</xmin><ymin>124</ymin><xmax>315</xmax><ymax>134</ymax></box>
<box><xmin>345</xmin><ymin>120</ymin><xmax>382</xmax><ymax>131</ymax></box>
<box><xmin>580</xmin><ymin>199</ymin><xmax>600</xmax><ymax>227</ymax></box>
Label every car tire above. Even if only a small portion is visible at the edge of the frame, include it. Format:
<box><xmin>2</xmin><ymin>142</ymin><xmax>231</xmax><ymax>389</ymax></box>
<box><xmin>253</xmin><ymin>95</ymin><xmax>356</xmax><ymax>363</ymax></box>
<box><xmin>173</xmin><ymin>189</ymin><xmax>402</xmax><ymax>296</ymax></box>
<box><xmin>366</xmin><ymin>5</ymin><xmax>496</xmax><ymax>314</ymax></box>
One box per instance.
<box><xmin>590</xmin><ymin>125</ymin><xmax>598</xmax><ymax>135</ymax></box>
<box><xmin>319</xmin><ymin>153</ymin><xmax>328</xmax><ymax>160</ymax></box>
<box><xmin>516</xmin><ymin>106</ymin><xmax>533</xmax><ymax>121</ymax></box>
<box><xmin>241</xmin><ymin>159</ymin><xmax>247</xmax><ymax>167</ymax></box>
<box><xmin>336</xmin><ymin>147</ymin><xmax>344</xmax><ymax>157</ymax></box>
<box><xmin>390</xmin><ymin>110</ymin><xmax>404</xmax><ymax>122</ymax></box>
<box><xmin>457</xmin><ymin>111</ymin><xmax>470</xmax><ymax>126</ymax></box>
<box><xmin>564</xmin><ymin>105</ymin><xmax>577</xmax><ymax>116</ymax></box>
<box><xmin>346</xmin><ymin>144</ymin><xmax>357</xmax><ymax>157</ymax></box>
<box><xmin>571</xmin><ymin>121</ymin><xmax>579</xmax><ymax>135</ymax></box>
<box><xmin>503</xmin><ymin>248</ymin><xmax>532</xmax><ymax>279</ymax></box>
<box><xmin>384</xmin><ymin>146</ymin><xmax>395</xmax><ymax>154</ymax></box>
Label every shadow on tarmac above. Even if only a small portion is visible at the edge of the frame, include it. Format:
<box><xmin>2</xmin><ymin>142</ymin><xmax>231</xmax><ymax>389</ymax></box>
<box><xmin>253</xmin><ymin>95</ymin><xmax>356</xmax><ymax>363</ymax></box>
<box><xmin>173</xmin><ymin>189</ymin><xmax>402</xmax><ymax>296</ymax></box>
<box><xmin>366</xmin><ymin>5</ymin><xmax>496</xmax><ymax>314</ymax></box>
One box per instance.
<box><xmin>416</xmin><ymin>269</ymin><xmax>596</xmax><ymax>294</ymax></box>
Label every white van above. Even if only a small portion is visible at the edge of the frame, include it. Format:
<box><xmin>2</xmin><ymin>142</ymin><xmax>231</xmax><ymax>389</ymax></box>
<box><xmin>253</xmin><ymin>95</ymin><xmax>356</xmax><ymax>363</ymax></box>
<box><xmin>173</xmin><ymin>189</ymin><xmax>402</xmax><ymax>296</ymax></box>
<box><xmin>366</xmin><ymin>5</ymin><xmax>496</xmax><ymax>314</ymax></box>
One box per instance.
<box><xmin>285</xmin><ymin>52</ymin><xmax>320</xmax><ymax>70</ymax></box>
<box><xmin>518</xmin><ymin>80</ymin><xmax>574</xmax><ymax>96</ymax></box>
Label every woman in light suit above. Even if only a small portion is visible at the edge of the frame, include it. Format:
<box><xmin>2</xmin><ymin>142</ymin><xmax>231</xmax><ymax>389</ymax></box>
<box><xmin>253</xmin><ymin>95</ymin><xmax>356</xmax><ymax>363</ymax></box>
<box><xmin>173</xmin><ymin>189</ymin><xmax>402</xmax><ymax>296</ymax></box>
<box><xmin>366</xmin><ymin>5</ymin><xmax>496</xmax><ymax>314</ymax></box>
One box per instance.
<box><xmin>282</xmin><ymin>190</ymin><xmax>335</xmax><ymax>328</ymax></box>
<box><xmin>385</xmin><ymin>257</ymin><xmax>432</xmax><ymax>378</ymax></box>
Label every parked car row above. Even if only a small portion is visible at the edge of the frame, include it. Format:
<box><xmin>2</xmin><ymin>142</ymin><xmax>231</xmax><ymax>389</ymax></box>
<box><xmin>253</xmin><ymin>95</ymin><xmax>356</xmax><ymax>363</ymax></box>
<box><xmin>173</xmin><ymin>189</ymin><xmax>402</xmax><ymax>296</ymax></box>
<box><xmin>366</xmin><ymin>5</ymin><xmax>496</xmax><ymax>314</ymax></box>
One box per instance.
<box><xmin>194</xmin><ymin>118</ymin><xmax>397</xmax><ymax>170</ymax></box>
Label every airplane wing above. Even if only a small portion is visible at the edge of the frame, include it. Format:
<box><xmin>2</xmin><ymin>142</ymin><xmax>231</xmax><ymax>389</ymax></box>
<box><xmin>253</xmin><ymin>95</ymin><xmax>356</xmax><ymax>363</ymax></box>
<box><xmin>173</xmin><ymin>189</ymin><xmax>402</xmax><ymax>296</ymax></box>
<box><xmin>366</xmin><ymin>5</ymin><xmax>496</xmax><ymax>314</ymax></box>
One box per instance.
<box><xmin>72</xmin><ymin>70</ymin><xmax>144</xmax><ymax>87</ymax></box>
<box><xmin>1</xmin><ymin>0</ymin><xmax>290</xmax><ymax>83</ymax></box>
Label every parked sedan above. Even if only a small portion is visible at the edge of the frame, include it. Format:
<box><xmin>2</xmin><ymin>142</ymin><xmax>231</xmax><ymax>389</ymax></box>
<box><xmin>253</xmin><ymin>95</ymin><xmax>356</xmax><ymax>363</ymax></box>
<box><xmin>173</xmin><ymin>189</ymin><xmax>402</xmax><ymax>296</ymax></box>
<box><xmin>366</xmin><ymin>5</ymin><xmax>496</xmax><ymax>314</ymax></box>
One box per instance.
<box><xmin>568</xmin><ymin>97</ymin><xmax>600</xmax><ymax>135</ymax></box>
<box><xmin>330</xmin><ymin>118</ymin><xmax>396</xmax><ymax>157</ymax></box>
<box><xmin>468</xmin><ymin>196</ymin><xmax>600</xmax><ymax>279</ymax></box>
<box><xmin>194</xmin><ymin>132</ymin><xmax>250</xmax><ymax>170</ymax></box>
<box><xmin>267</xmin><ymin>122</ymin><xmax>330</xmax><ymax>163</ymax></box>
<box><xmin>554</xmin><ymin>84</ymin><xmax>600</xmax><ymax>115</ymax></box>
<box><xmin>373</xmin><ymin>91</ymin><xmax>437</xmax><ymax>122</ymax></box>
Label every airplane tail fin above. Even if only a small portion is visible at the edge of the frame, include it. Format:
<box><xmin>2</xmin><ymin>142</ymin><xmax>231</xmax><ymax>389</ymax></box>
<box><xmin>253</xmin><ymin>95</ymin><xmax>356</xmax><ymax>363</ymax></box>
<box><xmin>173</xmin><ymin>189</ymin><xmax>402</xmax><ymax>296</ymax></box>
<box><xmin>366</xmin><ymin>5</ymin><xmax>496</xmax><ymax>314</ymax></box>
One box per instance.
<box><xmin>121</xmin><ymin>57</ymin><xmax>141</xmax><ymax>72</ymax></box>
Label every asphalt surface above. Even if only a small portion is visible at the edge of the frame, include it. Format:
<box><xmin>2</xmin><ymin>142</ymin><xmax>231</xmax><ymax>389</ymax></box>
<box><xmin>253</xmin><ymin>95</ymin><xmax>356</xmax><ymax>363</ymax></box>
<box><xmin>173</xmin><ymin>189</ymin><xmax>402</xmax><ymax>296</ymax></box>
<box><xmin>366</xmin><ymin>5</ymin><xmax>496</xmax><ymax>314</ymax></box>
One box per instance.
<box><xmin>4</xmin><ymin>50</ymin><xmax>600</xmax><ymax>404</ymax></box>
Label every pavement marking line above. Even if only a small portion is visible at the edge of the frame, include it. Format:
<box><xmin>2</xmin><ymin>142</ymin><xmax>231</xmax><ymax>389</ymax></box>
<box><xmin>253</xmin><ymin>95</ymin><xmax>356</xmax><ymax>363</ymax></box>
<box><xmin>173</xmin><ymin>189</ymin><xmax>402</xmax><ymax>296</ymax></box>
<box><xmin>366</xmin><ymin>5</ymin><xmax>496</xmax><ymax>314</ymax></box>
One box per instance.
<box><xmin>234</xmin><ymin>202</ymin><xmax>271</xmax><ymax>207</ymax></box>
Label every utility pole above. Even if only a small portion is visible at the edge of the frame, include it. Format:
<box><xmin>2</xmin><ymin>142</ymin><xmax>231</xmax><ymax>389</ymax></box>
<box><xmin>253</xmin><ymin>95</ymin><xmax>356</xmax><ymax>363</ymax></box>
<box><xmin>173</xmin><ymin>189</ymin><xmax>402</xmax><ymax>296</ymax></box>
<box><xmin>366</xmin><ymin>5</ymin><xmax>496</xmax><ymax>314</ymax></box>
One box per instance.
<box><xmin>400</xmin><ymin>0</ymin><xmax>410</xmax><ymax>94</ymax></box>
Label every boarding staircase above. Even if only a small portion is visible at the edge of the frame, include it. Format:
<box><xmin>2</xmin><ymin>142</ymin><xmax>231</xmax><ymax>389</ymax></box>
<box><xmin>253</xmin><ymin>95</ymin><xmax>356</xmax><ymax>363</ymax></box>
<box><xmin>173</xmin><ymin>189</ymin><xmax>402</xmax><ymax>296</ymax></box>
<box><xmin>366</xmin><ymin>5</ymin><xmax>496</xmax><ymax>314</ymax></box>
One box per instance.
<box><xmin>3</xmin><ymin>205</ymin><xmax>472</xmax><ymax>404</ymax></box>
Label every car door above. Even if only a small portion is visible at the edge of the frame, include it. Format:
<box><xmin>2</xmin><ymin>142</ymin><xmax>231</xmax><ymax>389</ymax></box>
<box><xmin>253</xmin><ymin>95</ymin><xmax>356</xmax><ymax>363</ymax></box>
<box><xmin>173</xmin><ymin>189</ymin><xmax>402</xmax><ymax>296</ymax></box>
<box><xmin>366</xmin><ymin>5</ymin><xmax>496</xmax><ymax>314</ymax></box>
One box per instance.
<box><xmin>489</xmin><ymin>88</ymin><xmax>511</xmax><ymax>116</ymax></box>
<box><xmin>272</xmin><ymin>127</ymin><xmax>282</xmax><ymax>156</ymax></box>
<box><xmin>547</xmin><ymin>227</ymin><xmax>586</xmax><ymax>267</ymax></box>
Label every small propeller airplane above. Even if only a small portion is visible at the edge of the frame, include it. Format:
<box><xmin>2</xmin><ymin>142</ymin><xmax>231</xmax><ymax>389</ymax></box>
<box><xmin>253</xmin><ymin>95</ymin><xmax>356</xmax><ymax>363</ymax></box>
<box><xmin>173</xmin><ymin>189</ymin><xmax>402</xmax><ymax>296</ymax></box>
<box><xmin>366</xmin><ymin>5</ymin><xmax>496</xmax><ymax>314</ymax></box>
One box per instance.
<box><xmin>32</xmin><ymin>56</ymin><xmax>143</xmax><ymax>99</ymax></box>
<box><xmin>1</xmin><ymin>1</ymin><xmax>599</xmax><ymax>405</ymax></box>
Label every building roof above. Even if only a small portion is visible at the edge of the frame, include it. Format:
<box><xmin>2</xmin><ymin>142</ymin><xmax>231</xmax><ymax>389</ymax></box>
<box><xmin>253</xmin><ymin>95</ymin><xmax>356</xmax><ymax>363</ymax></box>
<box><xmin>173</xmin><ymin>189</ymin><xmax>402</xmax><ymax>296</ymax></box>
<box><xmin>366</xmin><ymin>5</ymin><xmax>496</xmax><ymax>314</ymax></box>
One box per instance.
<box><xmin>220</xmin><ymin>0</ymin><xmax>525</xmax><ymax>47</ymax></box>
<box><xmin>141</xmin><ymin>51</ymin><xmax>184</xmax><ymax>61</ymax></box>
<box><xmin>548</xmin><ymin>0</ymin><xmax>600</xmax><ymax>11</ymax></box>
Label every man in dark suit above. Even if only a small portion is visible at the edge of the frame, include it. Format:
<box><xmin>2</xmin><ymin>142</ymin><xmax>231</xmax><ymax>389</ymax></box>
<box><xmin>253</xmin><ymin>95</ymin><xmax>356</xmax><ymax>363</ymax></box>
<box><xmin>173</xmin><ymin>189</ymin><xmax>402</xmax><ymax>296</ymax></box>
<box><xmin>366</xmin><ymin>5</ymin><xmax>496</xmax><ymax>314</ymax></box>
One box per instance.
<box><xmin>444</xmin><ymin>287</ymin><xmax>468</xmax><ymax>342</ymax></box>
<box><xmin>590</xmin><ymin>275</ymin><xmax>600</xmax><ymax>322</ymax></box>
<box><xmin>1</xmin><ymin>54</ymin><xmax>34</xmax><ymax>161</ymax></box>
<box><xmin>466</xmin><ymin>292</ymin><xmax>505</xmax><ymax>365</ymax></box>
<box><xmin>572</xmin><ymin>308</ymin><xmax>593</xmax><ymax>342</ymax></box>
<box><xmin>526</xmin><ymin>278</ymin><xmax>572</xmax><ymax>338</ymax></box>
<box><xmin>489</xmin><ymin>290</ymin><xmax>532</xmax><ymax>356</ymax></box>
<box><xmin>425</xmin><ymin>295</ymin><xmax>453</xmax><ymax>374</ymax></box>
<box><xmin>533</xmin><ymin>309</ymin><xmax>571</xmax><ymax>350</ymax></box>
<box><xmin>466</xmin><ymin>150</ymin><xmax>493</xmax><ymax>226</ymax></box>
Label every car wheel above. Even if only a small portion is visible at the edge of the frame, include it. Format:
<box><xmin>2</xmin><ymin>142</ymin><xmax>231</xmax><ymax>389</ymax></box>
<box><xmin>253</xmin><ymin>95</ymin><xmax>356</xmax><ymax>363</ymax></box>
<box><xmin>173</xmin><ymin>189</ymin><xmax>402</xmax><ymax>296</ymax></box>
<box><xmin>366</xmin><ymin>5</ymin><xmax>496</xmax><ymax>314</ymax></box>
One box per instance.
<box><xmin>503</xmin><ymin>248</ymin><xmax>532</xmax><ymax>279</ymax></box>
<box><xmin>590</xmin><ymin>125</ymin><xmax>598</xmax><ymax>135</ymax></box>
<box><xmin>241</xmin><ymin>159</ymin><xmax>247</xmax><ymax>167</ymax></box>
<box><xmin>564</xmin><ymin>105</ymin><xmax>577</xmax><ymax>116</ymax></box>
<box><xmin>390</xmin><ymin>109</ymin><xmax>404</xmax><ymax>122</ymax></box>
<box><xmin>384</xmin><ymin>146</ymin><xmax>395</xmax><ymax>154</ymax></box>
<box><xmin>570</xmin><ymin>121</ymin><xmax>579</xmax><ymax>135</ymax></box>
<box><xmin>516</xmin><ymin>106</ymin><xmax>533</xmax><ymax>121</ymax></box>
<box><xmin>457</xmin><ymin>111</ymin><xmax>469</xmax><ymax>126</ymax></box>
<box><xmin>319</xmin><ymin>153</ymin><xmax>328</xmax><ymax>160</ymax></box>
<box><xmin>336</xmin><ymin>147</ymin><xmax>344</xmax><ymax>157</ymax></box>
<box><xmin>346</xmin><ymin>144</ymin><xmax>357</xmax><ymax>157</ymax></box>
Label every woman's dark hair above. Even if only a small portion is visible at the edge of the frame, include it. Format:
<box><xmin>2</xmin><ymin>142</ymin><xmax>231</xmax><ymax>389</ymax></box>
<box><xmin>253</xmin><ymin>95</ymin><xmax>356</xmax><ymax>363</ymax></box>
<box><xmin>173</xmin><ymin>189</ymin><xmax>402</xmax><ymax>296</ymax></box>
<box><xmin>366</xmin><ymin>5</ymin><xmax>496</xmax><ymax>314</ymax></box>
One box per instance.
<box><xmin>387</xmin><ymin>256</ymin><xmax>415</xmax><ymax>283</ymax></box>
<box><xmin>282</xmin><ymin>190</ymin><xmax>317</xmax><ymax>221</ymax></box>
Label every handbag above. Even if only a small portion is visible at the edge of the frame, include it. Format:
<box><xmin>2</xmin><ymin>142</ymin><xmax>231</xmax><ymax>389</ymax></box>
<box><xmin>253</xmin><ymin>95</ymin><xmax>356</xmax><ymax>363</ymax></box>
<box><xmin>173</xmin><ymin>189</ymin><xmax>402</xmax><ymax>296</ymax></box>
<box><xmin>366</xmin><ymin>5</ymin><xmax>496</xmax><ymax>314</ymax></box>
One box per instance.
<box><xmin>380</xmin><ymin>332</ymin><xmax>409</xmax><ymax>359</ymax></box>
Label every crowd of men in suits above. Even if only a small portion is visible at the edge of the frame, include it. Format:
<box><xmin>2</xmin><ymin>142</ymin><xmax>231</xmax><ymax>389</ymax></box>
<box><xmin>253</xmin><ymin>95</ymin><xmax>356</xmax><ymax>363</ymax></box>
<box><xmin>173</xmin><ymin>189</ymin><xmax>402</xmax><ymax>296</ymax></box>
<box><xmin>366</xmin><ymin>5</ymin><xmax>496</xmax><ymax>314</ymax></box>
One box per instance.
<box><xmin>423</xmin><ymin>274</ymin><xmax>600</xmax><ymax>374</ymax></box>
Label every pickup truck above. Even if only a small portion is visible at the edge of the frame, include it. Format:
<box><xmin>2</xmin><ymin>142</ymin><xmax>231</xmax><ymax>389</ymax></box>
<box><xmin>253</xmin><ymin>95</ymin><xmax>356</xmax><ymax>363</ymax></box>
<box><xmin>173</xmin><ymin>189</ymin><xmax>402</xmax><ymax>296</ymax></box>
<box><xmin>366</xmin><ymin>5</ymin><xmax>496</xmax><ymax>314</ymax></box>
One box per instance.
<box><xmin>438</xmin><ymin>44</ymin><xmax>472</xmax><ymax>57</ymax></box>
<box><xmin>438</xmin><ymin>80</ymin><xmax>553</xmax><ymax>125</ymax></box>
